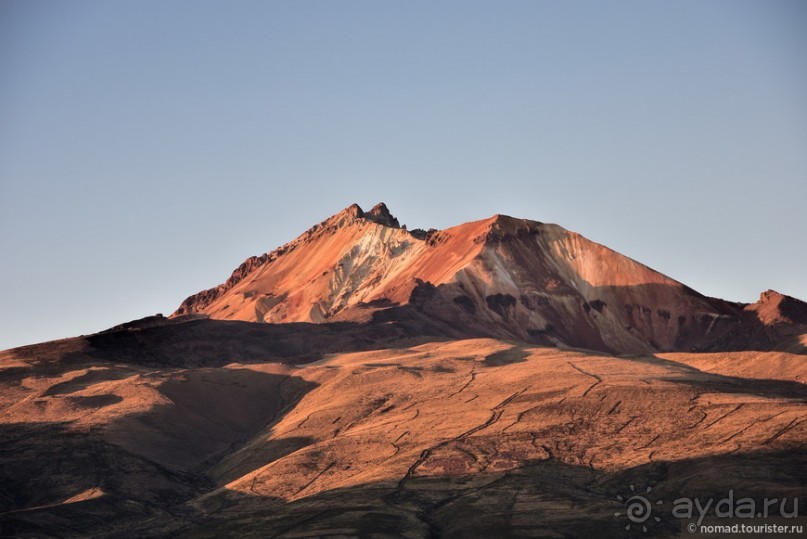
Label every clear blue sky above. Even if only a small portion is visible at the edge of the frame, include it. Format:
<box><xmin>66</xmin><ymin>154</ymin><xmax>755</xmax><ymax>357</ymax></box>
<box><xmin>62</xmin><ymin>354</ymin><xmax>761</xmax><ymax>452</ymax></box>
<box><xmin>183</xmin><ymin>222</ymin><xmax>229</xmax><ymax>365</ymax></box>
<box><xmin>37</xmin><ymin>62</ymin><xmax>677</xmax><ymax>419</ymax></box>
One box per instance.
<box><xmin>1</xmin><ymin>1</ymin><xmax>805</xmax><ymax>349</ymax></box>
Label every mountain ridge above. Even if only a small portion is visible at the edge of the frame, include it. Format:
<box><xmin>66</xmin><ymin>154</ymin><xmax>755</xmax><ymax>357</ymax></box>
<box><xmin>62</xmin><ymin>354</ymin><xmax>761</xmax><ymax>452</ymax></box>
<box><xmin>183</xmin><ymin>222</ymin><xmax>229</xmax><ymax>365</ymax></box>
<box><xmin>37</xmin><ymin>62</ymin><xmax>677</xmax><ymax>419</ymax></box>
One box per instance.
<box><xmin>170</xmin><ymin>203</ymin><xmax>806</xmax><ymax>355</ymax></box>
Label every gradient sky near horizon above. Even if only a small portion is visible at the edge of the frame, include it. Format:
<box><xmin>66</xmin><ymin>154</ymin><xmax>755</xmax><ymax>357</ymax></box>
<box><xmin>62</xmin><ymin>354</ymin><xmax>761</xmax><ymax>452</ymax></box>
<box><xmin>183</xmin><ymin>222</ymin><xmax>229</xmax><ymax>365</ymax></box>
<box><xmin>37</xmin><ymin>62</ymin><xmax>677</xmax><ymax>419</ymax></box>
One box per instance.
<box><xmin>1</xmin><ymin>1</ymin><xmax>806</xmax><ymax>349</ymax></box>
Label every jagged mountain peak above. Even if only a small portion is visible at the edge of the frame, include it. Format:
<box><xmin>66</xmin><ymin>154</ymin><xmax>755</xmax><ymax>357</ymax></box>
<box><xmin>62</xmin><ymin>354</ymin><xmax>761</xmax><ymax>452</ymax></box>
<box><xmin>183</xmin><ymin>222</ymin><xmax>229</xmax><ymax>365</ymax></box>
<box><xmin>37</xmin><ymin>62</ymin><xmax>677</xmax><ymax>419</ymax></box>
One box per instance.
<box><xmin>365</xmin><ymin>202</ymin><xmax>400</xmax><ymax>228</ymax></box>
<box><xmin>327</xmin><ymin>202</ymin><xmax>401</xmax><ymax>229</ymax></box>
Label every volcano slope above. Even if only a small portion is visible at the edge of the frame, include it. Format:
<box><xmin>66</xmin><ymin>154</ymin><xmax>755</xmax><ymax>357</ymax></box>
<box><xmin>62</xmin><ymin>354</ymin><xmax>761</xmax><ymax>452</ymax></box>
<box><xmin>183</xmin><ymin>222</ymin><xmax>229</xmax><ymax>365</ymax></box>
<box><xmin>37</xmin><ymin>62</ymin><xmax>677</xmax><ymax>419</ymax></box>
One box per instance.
<box><xmin>1</xmin><ymin>204</ymin><xmax>805</xmax><ymax>538</ymax></box>
<box><xmin>174</xmin><ymin>203</ymin><xmax>806</xmax><ymax>355</ymax></box>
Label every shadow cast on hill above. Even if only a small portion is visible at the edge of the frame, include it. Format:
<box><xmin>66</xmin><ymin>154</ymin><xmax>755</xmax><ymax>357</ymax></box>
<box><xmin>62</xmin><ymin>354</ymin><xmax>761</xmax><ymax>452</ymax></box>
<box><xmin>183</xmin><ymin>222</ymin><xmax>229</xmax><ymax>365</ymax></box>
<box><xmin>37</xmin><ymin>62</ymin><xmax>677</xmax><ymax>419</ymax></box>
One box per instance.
<box><xmin>0</xmin><ymin>420</ymin><xmax>206</xmax><ymax>538</ymax></box>
<box><xmin>127</xmin><ymin>447</ymin><xmax>807</xmax><ymax>539</ymax></box>
<box><xmin>618</xmin><ymin>354</ymin><xmax>807</xmax><ymax>402</ymax></box>
<box><xmin>79</xmin><ymin>316</ymin><xmax>454</xmax><ymax>368</ymax></box>
<box><xmin>385</xmin><ymin>279</ymin><xmax>807</xmax><ymax>357</ymax></box>
<box><xmin>0</xmin><ymin>368</ymin><xmax>318</xmax><ymax>539</ymax></box>
<box><xmin>6</xmin><ymin>278</ymin><xmax>804</xmax><ymax>374</ymax></box>
<box><xmin>582</xmin><ymin>281</ymin><xmax>807</xmax><ymax>355</ymax></box>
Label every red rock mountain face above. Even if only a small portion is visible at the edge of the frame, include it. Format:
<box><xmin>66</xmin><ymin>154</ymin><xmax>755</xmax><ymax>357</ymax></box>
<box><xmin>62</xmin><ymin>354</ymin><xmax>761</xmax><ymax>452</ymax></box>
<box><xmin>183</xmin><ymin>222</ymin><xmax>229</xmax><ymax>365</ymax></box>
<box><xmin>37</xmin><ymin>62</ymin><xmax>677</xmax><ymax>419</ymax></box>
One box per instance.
<box><xmin>174</xmin><ymin>203</ymin><xmax>806</xmax><ymax>355</ymax></box>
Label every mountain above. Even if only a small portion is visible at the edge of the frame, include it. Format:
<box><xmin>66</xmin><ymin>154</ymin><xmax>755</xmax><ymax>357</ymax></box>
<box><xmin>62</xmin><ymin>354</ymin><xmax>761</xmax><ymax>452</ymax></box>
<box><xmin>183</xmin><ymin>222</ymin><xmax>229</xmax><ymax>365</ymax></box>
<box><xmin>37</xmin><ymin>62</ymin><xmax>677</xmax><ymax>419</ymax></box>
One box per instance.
<box><xmin>174</xmin><ymin>202</ymin><xmax>806</xmax><ymax>355</ymax></box>
<box><xmin>1</xmin><ymin>204</ymin><xmax>805</xmax><ymax>538</ymax></box>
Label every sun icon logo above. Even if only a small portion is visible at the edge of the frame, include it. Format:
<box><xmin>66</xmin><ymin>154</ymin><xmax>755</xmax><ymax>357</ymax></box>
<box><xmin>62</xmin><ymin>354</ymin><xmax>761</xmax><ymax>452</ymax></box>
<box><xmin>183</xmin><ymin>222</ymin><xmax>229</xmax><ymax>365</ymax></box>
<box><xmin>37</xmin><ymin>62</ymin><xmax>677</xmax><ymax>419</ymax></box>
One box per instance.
<box><xmin>614</xmin><ymin>484</ymin><xmax>663</xmax><ymax>533</ymax></box>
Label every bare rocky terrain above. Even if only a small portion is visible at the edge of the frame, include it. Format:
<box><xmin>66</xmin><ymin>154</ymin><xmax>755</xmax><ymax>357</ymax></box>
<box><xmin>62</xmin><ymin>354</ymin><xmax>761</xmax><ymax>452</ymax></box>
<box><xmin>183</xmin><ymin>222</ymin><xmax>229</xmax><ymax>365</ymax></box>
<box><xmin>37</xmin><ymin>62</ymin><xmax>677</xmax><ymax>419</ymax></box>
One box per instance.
<box><xmin>1</xmin><ymin>204</ymin><xmax>805</xmax><ymax>538</ymax></box>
